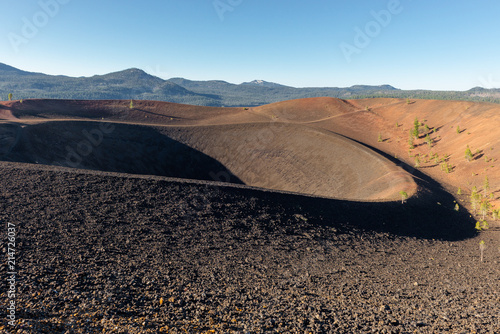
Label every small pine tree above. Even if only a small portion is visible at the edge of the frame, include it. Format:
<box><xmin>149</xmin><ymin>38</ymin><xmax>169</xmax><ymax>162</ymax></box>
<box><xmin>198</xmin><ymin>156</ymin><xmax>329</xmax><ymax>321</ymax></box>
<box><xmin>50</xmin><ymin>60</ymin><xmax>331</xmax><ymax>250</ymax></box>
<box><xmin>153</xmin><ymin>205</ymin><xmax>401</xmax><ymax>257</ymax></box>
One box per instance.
<box><xmin>378</xmin><ymin>133</ymin><xmax>383</xmax><ymax>142</ymax></box>
<box><xmin>470</xmin><ymin>187</ymin><xmax>480</xmax><ymax>213</ymax></box>
<box><xmin>465</xmin><ymin>145</ymin><xmax>473</xmax><ymax>162</ymax></box>
<box><xmin>414</xmin><ymin>156</ymin><xmax>421</xmax><ymax>168</ymax></box>
<box><xmin>480</xmin><ymin>199</ymin><xmax>491</xmax><ymax>221</ymax></box>
<box><xmin>399</xmin><ymin>191</ymin><xmax>408</xmax><ymax>204</ymax></box>
<box><xmin>479</xmin><ymin>240</ymin><xmax>486</xmax><ymax>262</ymax></box>
<box><xmin>482</xmin><ymin>220</ymin><xmax>489</xmax><ymax>230</ymax></box>
<box><xmin>408</xmin><ymin>132</ymin><xmax>415</xmax><ymax>149</ymax></box>
<box><xmin>454</xmin><ymin>203</ymin><xmax>459</xmax><ymax>211</ymax></box>
<box><xmin>129</xmin><ymin>99</ymin><xmax>134</xmax><ymax>109</ymax></box>
<box><xmin>8</xmin><ymin>93</ymin><xmax>12</xmax><ymax>101</ymax></box>
<box><xmin>441</xmin><ymin>162</ymin><xmax>451</xmax><ymax>173</ymax></box>
<box><xmin>457</xmin><ymin>187</ymin><xmax>462</xmax><ymax>195</ymax></box>
<box><xmin>412</xmin><ymin>117</ymin><xmax>420</xmax><ymax>139</ymax></box>
<box><xmin>425</xmin><ymin>134</ymin><xmax>432</xmax><ymax>148</ymax></box>
<box><xmin>456</xmin><ymin>126</ymin><xmax>461</xmax><ymax>134</ymax></box>
<box><xmin>483</xmin><ymin>175</ymin><xmax>490</xmax><ymax>195</ymax></box>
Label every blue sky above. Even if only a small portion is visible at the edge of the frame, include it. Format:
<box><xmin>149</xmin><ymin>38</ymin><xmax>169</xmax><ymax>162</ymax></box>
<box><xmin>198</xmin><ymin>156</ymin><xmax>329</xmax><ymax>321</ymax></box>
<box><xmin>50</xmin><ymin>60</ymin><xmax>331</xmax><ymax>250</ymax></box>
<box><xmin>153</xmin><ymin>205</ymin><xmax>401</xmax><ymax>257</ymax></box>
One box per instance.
<box><xmin>1</xmin><ymin>0</ymin><xmax>500</xmax><ymax>90</ymax></box>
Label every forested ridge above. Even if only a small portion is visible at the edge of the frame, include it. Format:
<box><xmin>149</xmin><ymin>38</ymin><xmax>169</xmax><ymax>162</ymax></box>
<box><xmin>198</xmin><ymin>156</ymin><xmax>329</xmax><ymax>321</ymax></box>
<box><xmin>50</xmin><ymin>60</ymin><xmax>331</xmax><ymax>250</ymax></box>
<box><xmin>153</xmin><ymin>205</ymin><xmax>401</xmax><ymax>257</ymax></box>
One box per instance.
<box><xmin>1</xmin><ymin>63</ymin><xmax>499</xmax><ymax>106</ymax></box>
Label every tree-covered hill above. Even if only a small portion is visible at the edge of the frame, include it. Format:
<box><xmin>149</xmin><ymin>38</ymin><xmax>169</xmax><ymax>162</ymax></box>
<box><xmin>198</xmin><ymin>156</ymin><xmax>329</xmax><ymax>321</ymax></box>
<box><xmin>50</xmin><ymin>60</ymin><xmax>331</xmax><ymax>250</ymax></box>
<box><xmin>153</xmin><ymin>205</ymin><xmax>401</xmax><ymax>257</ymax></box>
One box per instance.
<box><xmin>1</xmin><ymin>63</ymin><xmax>499</xmax><ymax>106</ymax></box>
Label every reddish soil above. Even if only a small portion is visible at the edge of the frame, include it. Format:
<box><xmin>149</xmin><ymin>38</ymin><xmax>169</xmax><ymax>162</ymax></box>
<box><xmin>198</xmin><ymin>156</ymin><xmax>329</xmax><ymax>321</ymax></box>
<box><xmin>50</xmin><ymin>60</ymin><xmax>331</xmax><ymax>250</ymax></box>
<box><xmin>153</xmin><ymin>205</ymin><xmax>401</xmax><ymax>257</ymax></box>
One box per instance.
<box><xmin>256</xmin><ymin>97</ymin><xmax>500</xmax><ymax>223</ymax></box>
<box><xmin>0</xmin><ymin>98</ymin><xmax>499</xmax><ymax>333</ymax></box>
<box><xmin>0</xmin><ymin>99</ymin><xmax>417</xmax><ymax>201</ymax></box>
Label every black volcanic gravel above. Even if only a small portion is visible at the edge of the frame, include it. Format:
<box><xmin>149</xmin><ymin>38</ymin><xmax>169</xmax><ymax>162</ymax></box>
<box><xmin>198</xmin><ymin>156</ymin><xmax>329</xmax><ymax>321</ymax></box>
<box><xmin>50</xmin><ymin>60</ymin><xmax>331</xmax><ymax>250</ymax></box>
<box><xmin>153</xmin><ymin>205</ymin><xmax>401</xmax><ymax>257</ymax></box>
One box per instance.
<box><xmin>0</xmin><ymin>162</ymin><xmax>499</xmax><ymax>333</ymax></box>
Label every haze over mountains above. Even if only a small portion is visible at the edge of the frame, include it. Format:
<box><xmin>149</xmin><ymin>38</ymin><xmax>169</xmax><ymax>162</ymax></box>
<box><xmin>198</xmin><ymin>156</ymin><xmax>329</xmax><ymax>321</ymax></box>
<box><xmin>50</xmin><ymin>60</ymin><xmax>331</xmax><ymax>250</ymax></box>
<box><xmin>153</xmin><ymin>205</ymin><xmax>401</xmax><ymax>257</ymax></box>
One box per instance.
<box><xmin>1</xmin><ymin>63</ymin><xmax>499</xmax><ymax>106</ymax></box>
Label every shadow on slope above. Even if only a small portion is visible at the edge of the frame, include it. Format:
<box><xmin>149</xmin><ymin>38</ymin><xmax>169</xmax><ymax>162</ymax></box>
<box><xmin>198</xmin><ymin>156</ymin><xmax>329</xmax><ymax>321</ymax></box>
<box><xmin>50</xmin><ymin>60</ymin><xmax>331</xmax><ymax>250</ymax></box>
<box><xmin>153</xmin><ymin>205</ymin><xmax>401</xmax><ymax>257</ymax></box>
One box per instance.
<box><xmin>0</xmin><ymin>123</ymin><xmax>21</xmax><ymax>159</ymax></box>
<box><xmin>205</xmin><ymin>179</ymin><xmax>477</xmax><ymax>242</ymax></box>
<box><xmin>158</xmin><ymin>123</ymin><xmax>418</xmax><ymax>201</ymax></box>
<box><xmin>0</xmin><ymin>157</ymin><xmax>476</xmax><ymax>243</ymax></box>
<box><xmin>0</xmin><ymin>121</ymin><xmax>243</xmax><ymax>184</ymax></box>
<box><xmin>278</xmin><ymin>134</ymin><xmax>477</xmax><ymax>241</ymax></box>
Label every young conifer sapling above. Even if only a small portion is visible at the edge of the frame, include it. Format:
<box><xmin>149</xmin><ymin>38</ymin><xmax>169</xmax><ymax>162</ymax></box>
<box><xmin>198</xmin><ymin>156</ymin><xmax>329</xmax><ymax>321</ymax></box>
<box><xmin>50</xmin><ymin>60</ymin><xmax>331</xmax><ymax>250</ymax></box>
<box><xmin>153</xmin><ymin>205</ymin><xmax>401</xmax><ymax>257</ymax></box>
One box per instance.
<box><xmin>479</xmin><ymin>240</ymin><xmax>486</xmax><ymax>262</ymax></box>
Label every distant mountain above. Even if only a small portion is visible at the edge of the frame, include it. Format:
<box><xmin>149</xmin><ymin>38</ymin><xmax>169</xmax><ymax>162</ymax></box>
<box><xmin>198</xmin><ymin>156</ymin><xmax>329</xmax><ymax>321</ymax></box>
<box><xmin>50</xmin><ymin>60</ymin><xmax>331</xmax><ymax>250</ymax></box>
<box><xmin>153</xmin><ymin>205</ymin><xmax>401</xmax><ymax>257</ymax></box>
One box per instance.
<box><xmin>1</xmin><ymin>63</ymin><xmax>499</xmax><ymax>106</ymax></box>
<box><xmin>467</xmin><ymin>87</ymin><xmax>500</xmax><ymax>98</ymax></box>
<box><xmin>241</xmin><ymin>80</ymin><xmax>290</xmax><ymax>88</ymax></box>
<box><xmin>0</xmin><ymin>63</ymin><xmax>28</xmax><ymax>74</ymax></box>
<box><xmin>349</xmin><ymin>84</ymin><xmax>398</xmax><ymax>91</ymax></box>
<box><xmin>0</xmin><ymin>65</ymin><xmax>221</xmax><ymax>105</ymax></box>
<box><xmin>166</xmin><ymin>77</ymin><xmax>403</xmax><ymax>106</ymax></box>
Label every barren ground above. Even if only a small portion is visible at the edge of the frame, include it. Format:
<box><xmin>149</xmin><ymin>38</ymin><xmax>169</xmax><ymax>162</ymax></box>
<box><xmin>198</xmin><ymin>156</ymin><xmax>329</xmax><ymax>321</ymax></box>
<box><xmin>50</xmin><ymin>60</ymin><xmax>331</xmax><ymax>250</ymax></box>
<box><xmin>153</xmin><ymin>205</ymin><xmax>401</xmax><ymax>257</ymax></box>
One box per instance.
<box><xmin>0</xmin><ymin>98</ymin><xmax>499</xmax><ymax>333</ymax></box>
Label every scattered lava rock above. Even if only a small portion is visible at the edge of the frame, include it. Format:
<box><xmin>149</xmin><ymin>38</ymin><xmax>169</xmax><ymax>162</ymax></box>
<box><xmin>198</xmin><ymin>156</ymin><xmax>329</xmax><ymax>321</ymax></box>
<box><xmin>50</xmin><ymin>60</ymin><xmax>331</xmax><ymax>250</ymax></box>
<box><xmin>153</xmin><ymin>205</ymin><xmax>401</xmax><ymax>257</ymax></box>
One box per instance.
<box><xmin>0</xmin><ymin>162</ymin><xmax>499</xmax><ymax>333</ymax></box>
